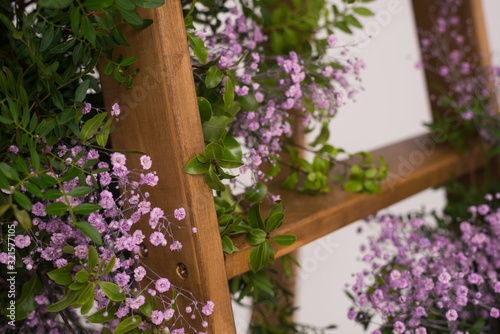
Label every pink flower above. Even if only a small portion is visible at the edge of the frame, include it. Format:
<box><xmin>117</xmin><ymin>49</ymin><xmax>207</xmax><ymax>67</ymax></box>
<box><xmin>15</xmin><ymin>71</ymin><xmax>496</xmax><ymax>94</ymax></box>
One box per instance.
<box><xmin>8</xmin><ymin>145</ymin><xmax>19</xmax><ymax>153</ymax></box>
<box><xmin>111</xmin><ymin>103</ymin><xmax>121</xmax><ymax>116</ymax></box>
<box><xmin>174</xmin><ymin>207</ymin><xmax>186</xmax><ymax>220</ymax></box>
<box><xmin>140</xmin><ymin>155</ymin><xmax>152</xmax><ymax>170</ymax></box>
<box><xmin>164</xmin><ymin>308</ymin><xmax>175</xmax><ymax>319</ymax></box>
<box><xmin>110</xmin><ymin>152</ymin><xmax>126</xmax><ymax>167</ymax></box>
<box><xmin>170</xmin><ymin>241</ymin><xmax>182</xmax><ymax>251</ymax></box>
<box><xmin>327</xmin><ymin>34</ymin><xmax>338</xmax><ymax>47</ymax></box>
<box><xmin>127</xmin><ymin>295</ymin><xmax>145</xmax><ymax>310</ymax></box>
<box><xmin>134</xmin><ymin>266</ymin><xmax>146</xmax><ymax>282</ymax></box>
<box><xmin>150</xmin><ymin>232</ymin><xmax>167</xmax><ymax>246</ymax></box>
<box><xmin>155</xmin><ymin>278</ymin><xmax>171</xmax><ymax>293</ymax></box>
<box><xmin>491</xmin><ymin>307</ymin><xmax>500</xmax><ymax>318</ymax></box>
<box><xmin>202</xmin><ymin>301</ymin><xmax>214</xmax><ymax>316</ymax></box>
<box><xmin>446</xmin><ymin>309</ymin><xmax>458</xmax><ymax>321</ymax></box>
<box><xmin>82</xmin><ymin>102</ymin><xmax>92</xmax><ymax>114</ymax></box>
<box><xmin>14</xmin><ymin>235</ymin><xmax>31</xmax><ymax>248</ymax></box>
<box><xmin>394</xmin><ymin>321</ymin><xmax>405</xmax><ymax>333</ymax></box>
<box><xmin>150</xmin><ymin>310</ymin><xmax>164</xmax><ymax>325</ymax></box>
<box><xmin>415</xmin><ymin>328</ymin><xmax>427</xmax><ymax>334</ymax></box>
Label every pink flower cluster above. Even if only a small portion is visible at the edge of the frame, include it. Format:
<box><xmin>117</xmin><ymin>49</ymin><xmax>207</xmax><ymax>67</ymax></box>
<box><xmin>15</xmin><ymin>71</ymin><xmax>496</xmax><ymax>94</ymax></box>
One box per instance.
<box><xmin>201</xmin><ymin>6</ymin><xmax>366</xmax><ymax>181</ymax></box>
<box><xmin>0</xmin><ymin>105</ymin><xmax>211</xmax><ymax>333</ymax></box>
<box><xmin>349</xmin><ymin>194</ymin><xmax>500</xmax><ymax>333</ymax></box>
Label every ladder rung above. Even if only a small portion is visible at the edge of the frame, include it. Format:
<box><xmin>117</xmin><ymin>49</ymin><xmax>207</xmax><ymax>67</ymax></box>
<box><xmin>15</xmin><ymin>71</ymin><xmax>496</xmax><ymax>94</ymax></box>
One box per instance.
<box><xmin>225</xmin><ymin>133</ymin><xmax>488</xmax><ymax>279</ymax></box>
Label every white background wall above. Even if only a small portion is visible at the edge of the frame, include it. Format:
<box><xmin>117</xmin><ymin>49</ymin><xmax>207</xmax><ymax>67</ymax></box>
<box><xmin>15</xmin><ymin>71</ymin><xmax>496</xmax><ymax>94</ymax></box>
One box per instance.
<box><xmin>234</xmin><ymin>0</ymin><xmax>500</xmax><ymax>332</ymax></box>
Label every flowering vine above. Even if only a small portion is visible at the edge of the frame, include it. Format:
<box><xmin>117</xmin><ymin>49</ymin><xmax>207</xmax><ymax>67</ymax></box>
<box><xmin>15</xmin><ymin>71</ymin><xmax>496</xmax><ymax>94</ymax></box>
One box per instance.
<box><xmin>0</xmin><ymin>1</ymin><xmax>212</xmax><ymax>333</ymax></box>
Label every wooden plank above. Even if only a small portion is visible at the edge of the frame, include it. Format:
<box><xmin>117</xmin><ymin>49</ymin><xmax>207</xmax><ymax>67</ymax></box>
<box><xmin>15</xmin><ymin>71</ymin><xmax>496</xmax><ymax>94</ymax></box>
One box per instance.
<box><xmin>225</xmin><ymin>133</ymin><xmax>488</xmax><ymax>279</ymax></box>
<box><xmin>411</xmin><ymin>0</ymin><xmax>494</xmax><ymax>115</ymax></box>
<box><xmin>99</xmin><ymin>3</ymin><xmax>236</xmax><ymax>333</ymax></box>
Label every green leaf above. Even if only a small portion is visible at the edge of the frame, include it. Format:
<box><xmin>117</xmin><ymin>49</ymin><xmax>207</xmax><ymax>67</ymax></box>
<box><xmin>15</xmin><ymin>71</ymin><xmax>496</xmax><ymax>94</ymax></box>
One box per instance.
<box><xmin>310</xmin><ymin>124</ymin><xmax>330</xmax><ymax>147</ymax></box>
<box><xmin>249</xmin><ymin>243</ymin><xmax>265</xmax><ymax>273</ymax></box>
<box><xmin>244</xmin><ymin>182</ymin><xmax>267</xmax><ymax>202</ymax></box>
<box><xmin>365</xmin><ymin>168</ymin><xmax>377</xmax><ymax>179</ymax></box>
<box><xmin>73</xmin><ymin>203</ymin><xmax>101</xmax><ymax>215</ymax></box>
<box><xmin>50</xmin><ymin>38</ymin><xmax>76</xmax><ymax>54</ymax></box>
<box><xmin>6</xmin><ymin>97</ymin><xmax>19</xmax><ymax>121</ymax></box>
<box><xmin>223</xmin><ymin>79</ymin><xmax>234</xmax><ymax>112</ymax></box>
<box><xmin>265</xmin><ymin>212</ymin><xmax>284</xmax><ymax>233</ymax></box>
<box><xmin>77</xmin><ymin>222</ymin><xmax>103</xmax><ymax>245</ymax></box>
<box><xmin>44</xmin><ymin>202</ymin><xmax>69</xmax><ymax>216</ymax></box>
<box><xmin>204</xmin><ymin>143</ymin><xmax>224</xmax><ymax>160</ymax></box>
<box><xmin>261</xmin><ymin>240</ymin><xmax>275</xmax><ymax>266</ymax></box>
<box><xmin>114</xmin><ymin>315</ymin><xmax>142</xmax><ymax>334</ymax></box>
<box><xmin>75</xmin><ymin>79</ymin><xmax>90</xmax><ymax>102</ymax></box>
<box><xmin>0</xmin><ymin>115</ymin><xmax>13</xmax><ymax>124</ymax></box>
<box><xmin>131</xmin><ymin>0</ymin><xmax>164</xmax><ymax>8</ymax></box>
<box><xmin>116</xmin><ymin>0</ymin><xmax>135</xmax><ymax>10</ymax></box>
<box><xmin>13</xmin><ymin>205</ymin><xmax>32</xmax><ymax>230</ymax></box>
<box><xmin>81</xmin><ymin>16</ymin><xmax>96</xmax><ymax>45</ymax></box>
<box><xmin>196</xmin><ymin>153</ymin><xmax>208</xmax><ymax>163</ymax></box>
<box><xmin>197</xmin><ymin>97</ymin><xmax>212</xmax><ymax>123</ymax></box>
<box><xmin>217</xmin><ymin>159</ymin><xmax>244</xmax><ymax>169</ymax></box>
<box><xmin>345</xmin><ymin>14</ymin><xmax>363</xmax><ymax>28</ymax></box>
<box><xmin>96</xmin><ymin>117</ymin><xmax>113</xmax><ymax>148</ymax></box>
<box><xmin>205</xmin><ymin>169</ymin><xmax>225</xmax><ymax>191</ymax></box>
<box><xmin>77</xmin><ymin>282</ymin><xmax>94</xmax><ymax>305</ymax></box>
<box><xmin>120</xmin><ymin>56</ymin><xmax>138</xmax><ymax>66</ymax></box>
<box><xmin>269</xmin><ymin>202</ymin><xmax>284</xmax><ymax>216</ymax></box>
<box><xmin>0</xmin><ymin>162</ymin><xmax>20</xmax><ymax>181</ymax></box>
<box><xmin>40</xmin><ymin>27</ymin><xmax>55</xmax><ymax>52</ymax></box>
<box><xmin>334</xmin><ymin>21</ymin><xmax>352</xmax><ymax>33</ymax></box>
<box><xmin>100</xmin><ymin>256</ymin><xmax>116</xmax><ymax>276</ymax></box>
<box><xmin>12</xmin><ymin>272</ymin><xmax>43</xmax><ymax>320</ymax></box>
<box><xmin>238</xmin><ymin>93</ymin><xmax>258</xmax><ymax>111</ymax></box>
<box><xmin>80</xmin><ymin>288</ymin><xmax>95</xmax><ymax>315</ymax></box>
<box><xmin>30</xmin><ymin>147</ymin><xmax>41</xmax><ymax>171</ymax></box>
<box><xmin>363</xmin><ymin>180</ymin><xmax>381</xmax><ymax>194</ymax></box>
<box><xmin>80</xmin><ymin>112</ymin><xmax>107</xmax><ymax>142</ymax></box>
<box><xmin>46</xmin><ymin>290</ymin><xmax>78</xmax><ymax>312</ymax></box>
<box><xmin>353</xmin><ymin>7</ymin><xmax>375</xmax><ymax>16</ymax></box>
<box><xmin>103</xmin><ymin>62</ymin><xmax>114</xmax><ymax>75</ymax></box>
<box><xmin>343</xmin><ymin>180</ymin><xmax>363</xmax><ymax>192</ymax></box>
<box><xmin>205</xmin><ymin>65</ymin><xmax>224</xmax><ymax>88</ymax></box>
<box><xmin>271</xmin><ymin>234</ymin><xmax>296</xmax><ymax>246</ymax></box>
<box><xmin>246</xmin><ymin>228</ymin><xmax>267</xmax><ymax>245</ymax></box>
<box><xmin>39</xmin><ymin>0</ymin><xmax>73</xmax><ymax>8</ymax></box>
<box><xmin>13</xmin><ymin>191</ymin><xmax>32</xmax><ymax>211</ymax></box>
<box><xmin>183</xmin><ymin>156</ymin><xmax>209</xmax><ymax>174</ymax></box>
<box><xmin>76</xmin><ymin>270</ymin><xmax>90</xmax><ymax>283</ymax></box>
<box><xmin>120</xmin><ymin>9</ymin><xmax>144</xmax><ymax>26</ymax></box>
<box><xmin>0</xmin><ymin>13</ymin><xmax>16</xmax><ymax>32</ymax></box>
<box><xmin>113</xmin><ymin>27</ymin><xmax>131</xmax><ymax>46</ymax></box>
<box><xmin>44</xmin><ymin>189</ymin><xmax>63</xmax><ymax>200</ymax></box>
<box><xmin>221</xmin><ymin>235</ymin><xmax>239</xmax><ymax>254</ymax></box>
<box><xmin>69</xmin><ymin>281</ymin><xmax>84</xmax><ymax>290</ymax></box>
<box><xmin>139</xmin><ymin>297</ymin><xmax>152</xmax><ymax>317</ymax></box>
<box><xmin>222</xmin><ymin>137</ymin><xmax>242</xmax><ymax>161</ymax></box>
<box><xmin>247</xmin><ymin>202</ymin><xmax>265</xmax><ymax>230</ymax></box>
<box><xmin>98</xmin><ymin>281</ymin><xmax>125</xmax><ymax>302</ymax></box>
<box><xmin>187</xmin><ymin>32</ymin><xmax>208</xmax><ymax>64</ymax></box>
<box><xmin>87</xmin><ymin>306</ymin><xmax>117</xmax><ymax>323</ymax></box>
<box><xmin>68</xmin><ymin>186</ymin><xmax>93</xmax><ymax>197</ymax></box>
<box><xmin>47</xmin><ymin>263</ymin><xmax>75</xmax><ymax>285</ymax></box>
<box><xmin>0</xmin><ymin>204</ymin><xmax>10</xmax><ymax>216</ymax></box>
<box><xmin>202</xmin><ymin>115</ymin><xmax>231</xmax><ymax>143</ymax></box>
<box><xmin>70</xmin><ymin>6</ymin><xmax>81</xmax><ymax>35</ymax></box>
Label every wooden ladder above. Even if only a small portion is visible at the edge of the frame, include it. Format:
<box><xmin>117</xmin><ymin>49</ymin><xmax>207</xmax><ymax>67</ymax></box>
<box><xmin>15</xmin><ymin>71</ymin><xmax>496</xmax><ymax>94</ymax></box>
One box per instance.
<box><xmin>99</xmin><ymin>0</ymin><xmax>495</xmax><ymax>332</ymax></box>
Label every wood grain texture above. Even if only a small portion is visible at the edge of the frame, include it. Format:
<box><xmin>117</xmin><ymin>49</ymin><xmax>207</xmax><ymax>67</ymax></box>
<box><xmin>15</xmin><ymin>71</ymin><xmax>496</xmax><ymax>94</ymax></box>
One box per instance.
<box><xmin>225</xmin><ymin>133</ymin><xmax>488</xmax><ymax>279</ymax></box>
<box><xmin>99</xmin><ymin>2</ymin><xmax>236</xmax><ymax>332</ymax></box>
